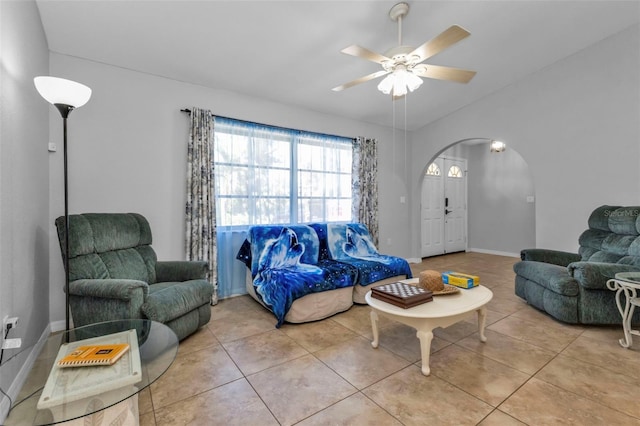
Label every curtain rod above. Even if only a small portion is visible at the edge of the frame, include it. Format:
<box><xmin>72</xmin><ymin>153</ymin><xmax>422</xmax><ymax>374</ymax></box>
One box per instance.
<box><xmin>180</xmin><ymin>108</ymin><xmax>355</xmax><ymax>141</ymax></box>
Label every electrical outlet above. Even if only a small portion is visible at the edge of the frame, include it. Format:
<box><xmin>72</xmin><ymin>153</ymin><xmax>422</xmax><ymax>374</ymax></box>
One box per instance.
<box><xmin>1</xmin><ymin>316</ymin><xmax>19</xmax><ymax>351</ymax></box>
<box><xmin>5</xmin><ymin>317</ymin><xmax>18</xmax><ymax>332</ymax></box>
<box><xmin>2</xmin><ymin>316</ymin><xmax>17</xmax><ymax>338</ymax></box>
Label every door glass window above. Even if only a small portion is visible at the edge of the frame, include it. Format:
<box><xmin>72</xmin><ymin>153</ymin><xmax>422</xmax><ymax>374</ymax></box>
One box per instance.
<box><xmin>426</xmin><ymin>163</ymin><xmax>441</xmax><ymax>176</ymax></box>
<box><xmin>447</xmin><ymin>165</ymin><xmax>463</xmax><ymax>178</ymax></box>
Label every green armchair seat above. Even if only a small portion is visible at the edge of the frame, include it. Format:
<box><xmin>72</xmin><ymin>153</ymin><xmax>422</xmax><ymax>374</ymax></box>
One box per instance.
<box><xmin>514</xmin><ymin>205</ymin><xmax>640</xmax><ymax>325</ymax></box>
<box><xmin>56</xmin><ymin>213</ymin><xmax>213</xmax><ymax>340</ymax></box>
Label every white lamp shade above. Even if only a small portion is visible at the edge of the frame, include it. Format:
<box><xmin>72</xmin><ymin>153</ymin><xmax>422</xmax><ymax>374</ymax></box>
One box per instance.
<box><xmin>377</xmin><ymin>74</ymin><xmax>395</xmax><ymax>95</ymax></box>
<box><xmin>34</xmin><ymin>76</ymin><xmax>91</xmax><ymax>108</ymax></box>
<box><xmin>405</xmin><ymin>72</ymin><xmax>423</xmax><ymax>92</ymax></box>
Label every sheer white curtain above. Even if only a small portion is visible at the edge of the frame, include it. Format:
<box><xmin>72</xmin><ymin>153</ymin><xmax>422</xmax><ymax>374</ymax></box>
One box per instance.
<box><xmin>214</xmin><ymin>118</ymin><xmax>293</xmax><ymax>226</ymax></box>
<box><xmin>297</xmin><ymin>132</ymin><xmax>352</xmax><ymax>223</ymax></box>
<box><xmin>214</xmin><ymin>118</ymin><xmax>294</xmax><ymax>297</ymax></box>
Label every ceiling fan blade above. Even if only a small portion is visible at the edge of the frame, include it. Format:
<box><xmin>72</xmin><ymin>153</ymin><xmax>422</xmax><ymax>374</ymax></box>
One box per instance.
<box><xmin>410</xmin><ymin>25</ymin><xmax>471</xmax><ymax>62</ymax></box>
<box><xmin>413</xmin><ymin>64</ymin><xmax>476</xmax><ymax>84</ymax></box>
<box><xmin>340</xmin><ymin>45</ymin><xmax>391</xmax><ymax>65</ymax></box>
<box><xmin>332</xmin><ymin>70</ymin><xmax>390</xmax><ymax>92</ymax></box>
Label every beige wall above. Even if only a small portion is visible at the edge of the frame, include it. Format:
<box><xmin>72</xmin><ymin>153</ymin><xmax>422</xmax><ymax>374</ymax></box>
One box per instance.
<box><xmin>410</xmin><ymin>24</ymin><xmax>640</xmax><ymax>256</ymax></box>
<box><xmin>0</xmin><ymin>0</ymin><xmax>51</xmax><ymax>418</ymax></box>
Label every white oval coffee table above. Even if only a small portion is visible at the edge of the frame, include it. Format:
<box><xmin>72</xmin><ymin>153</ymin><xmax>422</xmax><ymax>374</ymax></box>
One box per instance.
<box><xmin>365</xmin><ymin>278</ymin><xmax>493</xmax><ymax>376</ymax></box>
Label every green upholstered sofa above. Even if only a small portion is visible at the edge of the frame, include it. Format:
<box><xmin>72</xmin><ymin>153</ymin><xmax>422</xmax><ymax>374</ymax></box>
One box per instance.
<box><xmin>514</xmin><ymin>205</ymin><xmax>640</xmax><ymax>325</ymax></box>
<box><xmin>55</xmin><ymin>213</ymin><xmax>213</xmax><ymax>340</ymax></box>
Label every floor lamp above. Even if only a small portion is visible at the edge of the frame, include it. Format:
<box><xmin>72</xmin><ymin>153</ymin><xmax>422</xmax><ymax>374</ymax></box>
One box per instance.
<box><xmin>34</xmin><ymin>76</ymin><xmax>91</xmax><ymax>333</ymax></box>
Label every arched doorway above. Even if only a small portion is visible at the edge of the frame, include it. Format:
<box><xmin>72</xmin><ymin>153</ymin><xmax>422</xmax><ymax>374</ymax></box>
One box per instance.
<box><xmin>420</xmin><ymin>138</ymin><xmax>535</xmax><ymax>258</ymax></box>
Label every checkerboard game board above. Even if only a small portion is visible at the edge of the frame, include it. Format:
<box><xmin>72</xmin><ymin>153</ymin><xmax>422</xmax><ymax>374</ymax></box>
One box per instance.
<box><xmin>371</xmin><ymin>282</ymin><xmax>433</xmax><ymax>308</ymax></box>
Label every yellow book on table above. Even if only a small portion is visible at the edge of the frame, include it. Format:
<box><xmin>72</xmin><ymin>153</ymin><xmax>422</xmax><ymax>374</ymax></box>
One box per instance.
<box><xmin>57</xmin><ymin>343</ymin><xmax>130</xmax><ymax>367</ymax></box>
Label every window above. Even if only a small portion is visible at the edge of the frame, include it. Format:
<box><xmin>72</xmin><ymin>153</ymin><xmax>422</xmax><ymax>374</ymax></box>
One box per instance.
<box><xmin>214</xmin><ymin>117</ymin><xmax>353</xmax><ymax>226</ymax></box>
<box><xmin>448</xmin><ymin>165</ymin><xmax>463</xmax><ymax>178</ymax></box>
<box><xmin>426</xmin><ymin>163</ymin><xmax>441</xmax><ymax>176</ymax></box>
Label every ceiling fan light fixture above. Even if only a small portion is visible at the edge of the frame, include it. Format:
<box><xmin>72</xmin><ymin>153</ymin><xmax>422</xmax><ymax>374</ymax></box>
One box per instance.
<box><xmin>405</xmin><ymin>71</ymin><xmax>423</xmax><ymax>91</ymax></box>
<box><xmin>377</xmin><ymin>74</ymin><xmax>395</xmax><ymax>95</ymax></box>
<box><xmin>377</xmin><ymin>66</ymin><xmax>422</xmax><ymax>96</ymax></box>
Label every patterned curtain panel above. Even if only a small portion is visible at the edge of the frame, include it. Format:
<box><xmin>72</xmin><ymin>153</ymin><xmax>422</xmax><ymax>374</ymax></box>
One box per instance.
<box><xmin>186</xmin><ymin>107</ymin><xmax>218</xmax><ymax>305</ymax></box>
<box><xmin>352</xmin><ymin>136</ymin><xmax>379</xmax><ymax>247</ymax></box>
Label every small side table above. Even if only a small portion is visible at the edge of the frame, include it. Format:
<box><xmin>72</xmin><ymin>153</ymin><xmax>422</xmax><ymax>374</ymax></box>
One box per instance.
<box><xmin>606</xmin><ymin>272</ymin><xmax>640</xmax><ymax>348</ymax></box>
<box><xmin>5</xmin><ymin>319</ymin><xmax>178</xmax><ymax>425</ymax></box>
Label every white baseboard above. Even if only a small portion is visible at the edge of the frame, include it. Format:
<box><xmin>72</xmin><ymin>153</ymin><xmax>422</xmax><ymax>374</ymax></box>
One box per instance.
<box><xmin>50</xmin><ymin>319</ymin><xmax>66</xmax><ymax>333</ymax></box>
<box><xmin>467</xmin><ymin>248</ymin><xmax>520</xmax><ymax>258</ymax></box>
<box><xmin>0</xmin><ymin>324</ymin><xmax>51</xmax><ymax>424</ymax></box>
<box><xmin>406</xmin><ymin>257</ymin><xmax>422</xmax><ymax>264</ymax></box>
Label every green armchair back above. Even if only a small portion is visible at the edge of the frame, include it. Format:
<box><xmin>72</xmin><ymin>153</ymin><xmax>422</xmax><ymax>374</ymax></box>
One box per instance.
<box><xmin>56</xmin><ymin>213</ymin><xmax>213</xmax><ymax>340</ymax></box>
<box><xmin>514</xmin><ymin>205</ymin><xmax>640</xmax><ymax>325</ymax></box>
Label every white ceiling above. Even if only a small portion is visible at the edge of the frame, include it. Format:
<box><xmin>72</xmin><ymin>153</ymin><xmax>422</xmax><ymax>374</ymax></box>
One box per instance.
<box><xmin>36</xmin><ymin>0</ymin><xmax>640</xmax><ymax>131</ymax></box>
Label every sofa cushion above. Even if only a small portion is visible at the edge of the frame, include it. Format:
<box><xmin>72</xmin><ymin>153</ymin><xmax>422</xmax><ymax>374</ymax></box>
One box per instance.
<box><xmin>246</xmin><ymin>225</ymin><xmax>320</xmax><ymax>277</ymax></box>
<box><xmin>60</xmin><ymin>213</ymin><xmax>158</xmax><ymax>282</ymax></box>
<box><xmin>310</xmin><ymin>222</ymin><xmax>412</xmax><ymax>285</ymax></box>
<box><xmin>513</xmin><ymin>261</ymin><xmax>579</xmax><ymax>296</ymax></box>
<box><xmin>100</xmin><ymin>248</ymin><xmax>152</xmax><ymax>282</ymax></box>
<box><xmin>141</xmin><ymin>280</ymin><xmax>213</xmax><ymax>323</ymax></box>
<box><xmin>578</xmin><ymin>229</ymin><xmax>610</xmax><ymax>255</ymax></box>
<box><xmin>607</xmin><ymin>207</ymin><xmax>640</xmax><ymax>235</ymax></box>
<box><xmin>602</xmin><ymin>234</ymin><xmax>637</xmax><ymax>256</ymax></box>
<box><xmin>587</xmin><ymin>205</ymin><xmax>619</xmax><ymax>232</ymax></box>
<box><xmin>69</xmin><ymin>254</ymin><xmax>110</xmax><ymax>282</ymax></box>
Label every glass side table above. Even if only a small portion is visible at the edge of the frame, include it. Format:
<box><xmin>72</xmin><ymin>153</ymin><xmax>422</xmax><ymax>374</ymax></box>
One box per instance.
<box><xmin>4</xmin><ymin>319</ymin><xmax>178</xmax><ymax>425</ymax></box>
<box><xmin>606</xmin><ymin>272</ymin><xmax>640</xmax><ymax>348</ymax></box>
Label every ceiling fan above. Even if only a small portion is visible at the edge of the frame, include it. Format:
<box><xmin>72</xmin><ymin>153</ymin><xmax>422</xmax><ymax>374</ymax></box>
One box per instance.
<box><xmin>332</xmin><ymin>2</ymin><xmax>476</xmax><ymax>98</ymax></box>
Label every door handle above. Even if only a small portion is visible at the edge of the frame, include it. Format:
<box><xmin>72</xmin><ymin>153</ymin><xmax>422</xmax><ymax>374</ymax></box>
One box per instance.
<box><xmin>445</xmin><ymin>209</ymin><xmax>451</xmax><ymax>215</ymax></box>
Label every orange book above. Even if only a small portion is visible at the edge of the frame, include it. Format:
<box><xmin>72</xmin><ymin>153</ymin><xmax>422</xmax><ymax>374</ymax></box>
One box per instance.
<box><xmin>57</xmin><ymin>343</ymin><xmax>130</xmax><ymax>367</ymax></box>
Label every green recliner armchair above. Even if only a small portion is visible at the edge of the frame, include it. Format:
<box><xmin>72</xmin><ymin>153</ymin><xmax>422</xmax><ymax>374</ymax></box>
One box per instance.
<box><xmin>55</xmin><ymin>213</ymin><xmax>213</xmax><ymax>340</ymax></box>
<box><xmin>514</xmin><ymin>205</ymin><xmax>640</xmax><ymax>325</ymax></box>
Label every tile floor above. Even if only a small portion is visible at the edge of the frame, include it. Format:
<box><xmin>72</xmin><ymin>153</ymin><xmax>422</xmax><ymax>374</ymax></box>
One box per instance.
<box><xmin>13</xmin><ymin>252</ymin><xmax>640</xmax><ymax>425</ymax></box>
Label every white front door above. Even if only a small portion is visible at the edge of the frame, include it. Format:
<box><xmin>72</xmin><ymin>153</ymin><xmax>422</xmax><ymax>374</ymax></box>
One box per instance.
<box><xmin>421</xmin><ymin>159</ymin><xmax>444</xmax><ymax>257</ymax></box>
<box><xmin>421</xmin><ymin>156</ymin><xmax>467</xmax><ymax>257</ymax></box>
<box><xmin>443</xmin><ymin>158</ymin><xmax>467</xmax><ymax>253</ymax></box>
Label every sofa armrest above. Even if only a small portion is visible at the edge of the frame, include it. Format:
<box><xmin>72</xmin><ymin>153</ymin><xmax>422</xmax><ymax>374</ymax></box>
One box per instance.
<box><xmin>520</xmin><ymin>249</ymin><xmax>581</xmax><ymax>266</ymax></box>
<box><xmin>68</xmin><ymin>279</ymin><xmax>149</xmax><ymax>327</ymax></box>
<box><xmin>156</xmin><ymin>261</ymin><xmax>208</xmax><ymax>282</ymax></box>
<box><xmin>69</xmin><ymin>279</ymin><xmax>149</xmax><ymax>299</ymax></box>
<box><xmin>568</xmin><ymin>262</ymin><xmax>640</xmax><ymax>290</ymax></box>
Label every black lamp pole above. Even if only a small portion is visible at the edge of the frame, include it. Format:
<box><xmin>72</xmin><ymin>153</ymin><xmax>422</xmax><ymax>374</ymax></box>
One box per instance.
<box><xmin>55</xmin><ymin>103</ymin><xmax>74</xmax><ymax>334</ymax></box>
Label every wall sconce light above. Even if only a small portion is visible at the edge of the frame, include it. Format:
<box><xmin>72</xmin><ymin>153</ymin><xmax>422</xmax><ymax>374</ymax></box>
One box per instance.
<box><xmin>490</xmin><ymin>140</ymin><xmax>506</xmax><ymax>153</ymax></box>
